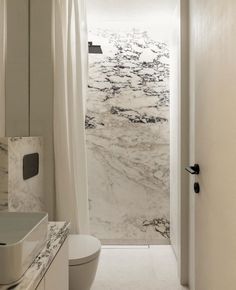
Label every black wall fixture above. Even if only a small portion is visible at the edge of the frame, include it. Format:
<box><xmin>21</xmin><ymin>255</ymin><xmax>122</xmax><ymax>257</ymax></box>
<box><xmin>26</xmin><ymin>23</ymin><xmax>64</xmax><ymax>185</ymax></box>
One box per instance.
<box><xmin>88</xmin><ymin>41</ymin><xmax>103</xmax><ymax>54</ymax></box>
<box><xmin>23</xmin><ymin>153</ymin><xmax>39</xmax><ymax>180</ymax></box>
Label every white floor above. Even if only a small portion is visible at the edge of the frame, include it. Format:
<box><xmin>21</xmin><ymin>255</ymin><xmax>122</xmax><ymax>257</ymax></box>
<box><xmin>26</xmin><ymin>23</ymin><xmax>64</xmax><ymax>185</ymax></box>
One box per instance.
<box><xmin>91</xmin><ymin>246</ymin><xmax>189</xmax><ymax>290</ymax></box>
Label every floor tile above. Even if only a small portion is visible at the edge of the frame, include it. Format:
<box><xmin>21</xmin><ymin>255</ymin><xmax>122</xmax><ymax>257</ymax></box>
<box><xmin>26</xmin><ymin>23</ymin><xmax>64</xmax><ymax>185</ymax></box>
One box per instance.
<box><xmin>91</xmin><ymin>246</ymin><xmax>189</xmax><ymax>290</ymax></box>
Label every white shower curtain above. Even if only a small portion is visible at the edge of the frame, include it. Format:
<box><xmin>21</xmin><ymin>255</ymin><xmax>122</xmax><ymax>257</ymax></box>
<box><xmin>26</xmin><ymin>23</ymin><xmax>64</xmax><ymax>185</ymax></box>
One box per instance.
<box><xmin>53</xmin><ymin>0</ymin><xmax>89</xmax><ymax>233</ymax></box>
<box><xmin>0</xmin><ymin>0</ymin><xmax>6</xmax><ymax>136</ymax></box>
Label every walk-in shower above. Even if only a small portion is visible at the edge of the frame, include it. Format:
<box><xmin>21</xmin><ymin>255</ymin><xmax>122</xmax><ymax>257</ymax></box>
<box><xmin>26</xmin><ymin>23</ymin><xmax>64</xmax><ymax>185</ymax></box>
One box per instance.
<box><xmin>85</xmin><ymin>0</ymin><xmax>176</xmax><ymax>245</ymax></box>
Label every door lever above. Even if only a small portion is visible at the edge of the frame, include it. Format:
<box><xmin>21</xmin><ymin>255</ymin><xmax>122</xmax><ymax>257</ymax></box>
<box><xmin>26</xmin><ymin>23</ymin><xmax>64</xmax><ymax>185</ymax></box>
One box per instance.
<box><xmin>185</xmin><ymin>164</ymin><xmax>200</xmax><ymax>175</ymax></box>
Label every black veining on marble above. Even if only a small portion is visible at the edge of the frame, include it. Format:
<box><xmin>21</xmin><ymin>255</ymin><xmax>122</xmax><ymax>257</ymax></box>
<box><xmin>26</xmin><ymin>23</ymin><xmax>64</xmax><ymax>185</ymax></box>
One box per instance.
<box><xmin>86</xmin><ymin>28</ymin><xmax>170</xmax><ymax>242</ymax></box>
<box><xmin>110</xmin><ymin>106</ymin><xmax>168</xmax><ymax>124</ymax></box>
<box><xmin>33</xmin><ymin>223</ymin><xmax>70</xmax><ymax>269</ymax></box>
<box><xmin>86</xmin><ymin>29</ymin><xmax>170</xmax><ymax>129</ymax></box>
<box><xmin>85</xmin><ymin>115</ymin><xmax>105</xmax><ymax>129</ymax></box>
<box><xmin>143</xmin><ymin>217</ymin><xmax>170</xmax><ymax>239</ymax></box>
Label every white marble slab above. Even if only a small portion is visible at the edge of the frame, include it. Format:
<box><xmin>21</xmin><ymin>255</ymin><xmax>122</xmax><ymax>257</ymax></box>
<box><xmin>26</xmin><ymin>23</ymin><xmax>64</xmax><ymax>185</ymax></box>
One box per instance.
<box><xmin>0</xmin><ymin>222</ymin><xmax>70</xmax><ymax>290</ymax></box>
<box><xmin>86</xmin><ymin>27</ymin><xmax>170</xmax><ymax>244</ymax></box>
<box><xmin>0</xmin><ymin>137</ymin><xmax>45</xmax><ymax>212</ymax></box>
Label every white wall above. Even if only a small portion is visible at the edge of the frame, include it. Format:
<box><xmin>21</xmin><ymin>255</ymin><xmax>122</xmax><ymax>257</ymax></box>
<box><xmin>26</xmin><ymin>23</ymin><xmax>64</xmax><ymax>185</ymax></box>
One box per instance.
<box><xmin>5</xmin><ymin>0</ymin><xmax>29</xmax><ymax>136</ymax></box>
<box><xmin>87</xmin><ymin>0</ymin><xmax>177</xmax><ymax>22</ymax></box>
<box><xmin>188</xmin><ymin>0</ymin><xmax>196</xmax><ymax>288</ymax></box>
<box><xmin>179</xmin><ymin>0</ymin><xmax>189</xmax><ymax>284</ymax></box>
<box><xmin>0</xmin><ymin>0</ymin><xmax>6</xmax><ymax>137</ymax></box>
<box><xmin>30</xmin><ymin>0</ymin><xmax>54</xmax><ymax>220</ymax></box>
<box><xmin>170</xmin><ymin>0</ymin><xmax>189</xmax><ymax>286</ymax></box>
<box><xmin>87</xmin><ymin>0</ymin><xmax>176</xmax><ymax>43</ymax></box>
<box><xmin>170</xmin><ymin>2</ymin><xmax>181</xmax><ymax>262</ymax></box>
<box><xmin>5</xmin><ymin>0</ymin><xmax>55</xmax><ymax>219</ymax></box>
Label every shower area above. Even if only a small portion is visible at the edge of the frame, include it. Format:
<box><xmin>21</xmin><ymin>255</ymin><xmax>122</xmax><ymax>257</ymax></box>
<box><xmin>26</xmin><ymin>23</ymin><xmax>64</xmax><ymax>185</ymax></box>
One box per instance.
<box><xmin>85</xmin><ymin>0</ymin><xmax>176</xmax><ymax>245</ymax></box>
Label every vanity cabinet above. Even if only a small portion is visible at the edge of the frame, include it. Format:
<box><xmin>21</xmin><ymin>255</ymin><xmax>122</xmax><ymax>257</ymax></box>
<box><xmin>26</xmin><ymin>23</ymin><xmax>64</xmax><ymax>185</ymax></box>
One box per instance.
<box><xmin>36</xmin><ymin>239</ymin><xmax>69</xmax><ymax>290</ymax></box>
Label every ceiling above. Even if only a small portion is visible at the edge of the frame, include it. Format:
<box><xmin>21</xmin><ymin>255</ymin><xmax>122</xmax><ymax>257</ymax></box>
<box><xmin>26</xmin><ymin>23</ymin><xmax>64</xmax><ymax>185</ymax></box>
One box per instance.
<box><xmin>86</xmin><ymin>0</ymin><xmax>178</xmax><ymax>23</ymax></box>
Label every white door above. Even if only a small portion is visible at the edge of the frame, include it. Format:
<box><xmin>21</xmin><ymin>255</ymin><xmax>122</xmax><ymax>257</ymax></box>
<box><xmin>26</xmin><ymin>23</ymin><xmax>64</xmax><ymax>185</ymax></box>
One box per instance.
<box><xmin>189</xmin><ymin>0</ymin><xmax>236</xmax><ymax>289</ymax></box>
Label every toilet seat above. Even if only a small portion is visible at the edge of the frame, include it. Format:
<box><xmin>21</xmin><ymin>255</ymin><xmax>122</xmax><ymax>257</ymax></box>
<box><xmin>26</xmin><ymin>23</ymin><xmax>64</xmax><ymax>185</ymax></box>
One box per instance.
<box><xmin>69</xmin><ymin>235</ymin><xmax>101</xmax><ymax>266</ymax></box>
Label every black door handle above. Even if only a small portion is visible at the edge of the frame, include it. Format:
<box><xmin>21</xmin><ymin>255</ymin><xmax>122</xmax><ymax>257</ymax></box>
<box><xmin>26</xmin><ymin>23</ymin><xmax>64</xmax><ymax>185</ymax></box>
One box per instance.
<box><xmin>185</xmin><ymin>164</ymin><xmax>200</xmax><ymax>175</ymax></box>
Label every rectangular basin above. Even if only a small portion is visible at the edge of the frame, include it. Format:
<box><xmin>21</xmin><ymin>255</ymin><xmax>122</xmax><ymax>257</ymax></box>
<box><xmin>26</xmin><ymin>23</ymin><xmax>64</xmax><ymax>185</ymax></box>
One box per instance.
<box><xmin>0</xmin><ymin>212</ymin><xmax>48</xmax><ymax>285</ymax></box>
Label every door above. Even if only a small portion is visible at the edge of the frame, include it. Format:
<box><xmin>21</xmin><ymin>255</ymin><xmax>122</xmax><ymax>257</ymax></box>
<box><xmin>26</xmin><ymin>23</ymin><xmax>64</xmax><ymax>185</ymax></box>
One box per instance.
<box><xmin>190</xmin><ymin>0</ymin><xmax>236</xmax><ymax>289</ymax></box>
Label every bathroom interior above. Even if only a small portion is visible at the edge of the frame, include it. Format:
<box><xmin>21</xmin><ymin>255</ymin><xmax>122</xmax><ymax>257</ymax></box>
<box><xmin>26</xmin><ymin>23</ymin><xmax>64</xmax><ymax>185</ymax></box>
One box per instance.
<box><xmin>0</xmin><ymin>0</ymin><xmax>187</xmax><ymax>289</ymax></box>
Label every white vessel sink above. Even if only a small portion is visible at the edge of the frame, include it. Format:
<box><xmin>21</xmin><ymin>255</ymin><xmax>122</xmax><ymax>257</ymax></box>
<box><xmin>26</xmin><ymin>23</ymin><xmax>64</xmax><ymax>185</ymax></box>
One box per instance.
<box><xmin>0</xmin><ymin>212</ymin><xmax>48</xmax><ymax>285</ymax></box>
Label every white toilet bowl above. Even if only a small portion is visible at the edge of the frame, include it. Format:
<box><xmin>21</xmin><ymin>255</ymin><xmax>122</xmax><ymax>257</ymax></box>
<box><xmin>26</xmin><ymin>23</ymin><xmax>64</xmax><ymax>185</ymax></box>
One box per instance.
<box><xmin>69</xmin><ymin>235</ymin><xmax>101</xmax><ymax>290</ymax></box>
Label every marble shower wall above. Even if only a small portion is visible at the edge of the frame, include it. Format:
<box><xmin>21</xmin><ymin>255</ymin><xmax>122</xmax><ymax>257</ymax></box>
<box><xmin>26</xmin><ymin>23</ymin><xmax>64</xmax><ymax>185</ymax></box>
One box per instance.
<box><xmin>0</xmin><ymin>137</ymin><xmax>45</xmax><ymax>212</ymax></box>
<box><xmin>86</xmin><ymin>27</ymin><xmax>170</xmax><ymax>244</ymax></box>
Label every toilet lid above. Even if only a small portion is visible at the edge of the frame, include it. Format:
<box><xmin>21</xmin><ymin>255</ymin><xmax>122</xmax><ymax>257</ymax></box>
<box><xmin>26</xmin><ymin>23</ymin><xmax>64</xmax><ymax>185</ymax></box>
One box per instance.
<box><xmin>69</xmin><ymin>235</ymin><xmax>101</xmax><ymax>266</ymax></box>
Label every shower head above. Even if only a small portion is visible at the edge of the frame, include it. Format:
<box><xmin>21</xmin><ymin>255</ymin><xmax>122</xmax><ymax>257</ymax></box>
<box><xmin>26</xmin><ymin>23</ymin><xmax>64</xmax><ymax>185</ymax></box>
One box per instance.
<box><xmin>88</xmin><ymin>42</ymin><xmax>103</xmax><ymax>54</ymax></box>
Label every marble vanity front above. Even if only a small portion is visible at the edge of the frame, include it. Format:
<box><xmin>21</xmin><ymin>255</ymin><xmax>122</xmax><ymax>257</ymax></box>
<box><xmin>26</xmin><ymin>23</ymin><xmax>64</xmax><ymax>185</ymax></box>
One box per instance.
<box><xmin>0</xmin><ymin>222</ymin><xmax>70</xmax><ymax>290</ymax></box>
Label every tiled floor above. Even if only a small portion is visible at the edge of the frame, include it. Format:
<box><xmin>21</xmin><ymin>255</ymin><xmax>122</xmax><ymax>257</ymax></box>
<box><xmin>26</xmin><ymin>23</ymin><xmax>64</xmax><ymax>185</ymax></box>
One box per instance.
<box><xmin>92</xmin><ymin>246</ymin><xmax>189</xmax><ymax>290</ymax></box>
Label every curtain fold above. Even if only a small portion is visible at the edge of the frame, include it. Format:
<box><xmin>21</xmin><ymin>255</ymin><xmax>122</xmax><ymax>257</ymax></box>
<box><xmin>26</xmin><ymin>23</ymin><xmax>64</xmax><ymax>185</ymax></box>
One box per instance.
<box><xmin>0</xmin><ymin>0</ymin><xmax>6</xmax><ymax>136</ymax></box>
<box><xmin>53</xmin><ymin>0</ymin><xmax>89</xmax><ymax>234</ymax></box>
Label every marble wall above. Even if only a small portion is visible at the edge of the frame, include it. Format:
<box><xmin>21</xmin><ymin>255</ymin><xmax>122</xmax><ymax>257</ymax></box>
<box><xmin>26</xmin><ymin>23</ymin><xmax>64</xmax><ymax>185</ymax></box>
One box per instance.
<box><xmin>0</xmin><ymin>137</ymin><xmax>45</xmax><ymax>212</ymax></box>
<box><xmin>86</xmin><ymin>27</ymin><xmax>170</xmax><ymax>244</ymax></box>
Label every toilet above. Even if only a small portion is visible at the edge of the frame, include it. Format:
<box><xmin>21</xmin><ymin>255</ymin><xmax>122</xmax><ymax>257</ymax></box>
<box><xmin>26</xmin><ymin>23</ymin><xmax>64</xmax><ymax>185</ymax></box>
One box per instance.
<box><xmin>69</xmin><ymin>235</ymin><xmax>101</xmax><ymax>290</ymax></box>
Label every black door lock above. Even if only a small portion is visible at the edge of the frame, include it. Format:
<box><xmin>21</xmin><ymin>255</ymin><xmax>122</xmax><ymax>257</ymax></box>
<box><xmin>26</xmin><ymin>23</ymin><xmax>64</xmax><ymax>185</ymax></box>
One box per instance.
<box><xmin>185</xmin><ymin>164</ymin><xmax>200</xmax><ymax>175</ymax></box>
<box><xmin>194</xmin><ymin>182</ymin><xmax>200</xmax><ymax>194</ymax></box>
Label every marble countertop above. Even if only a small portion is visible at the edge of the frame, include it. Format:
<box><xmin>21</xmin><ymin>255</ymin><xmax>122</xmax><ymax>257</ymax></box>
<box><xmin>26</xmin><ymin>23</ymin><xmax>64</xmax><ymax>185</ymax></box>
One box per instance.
<box><xmin>0</xmin><ymin>222</ymin><xmax>70</xmax><ymax>290</ymax></box>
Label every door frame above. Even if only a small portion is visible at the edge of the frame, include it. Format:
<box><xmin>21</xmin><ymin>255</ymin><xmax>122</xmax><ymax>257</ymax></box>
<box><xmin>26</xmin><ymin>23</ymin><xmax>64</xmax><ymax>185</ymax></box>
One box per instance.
<box><xmin>178</xmin><ymin>0</ymin><xmax>197</xmax><ymax>288</ymax></box>
<box><xmin>179</xmin><ymin>0</ymin><xmax>190</xmax><ymax>285</ymax></box>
